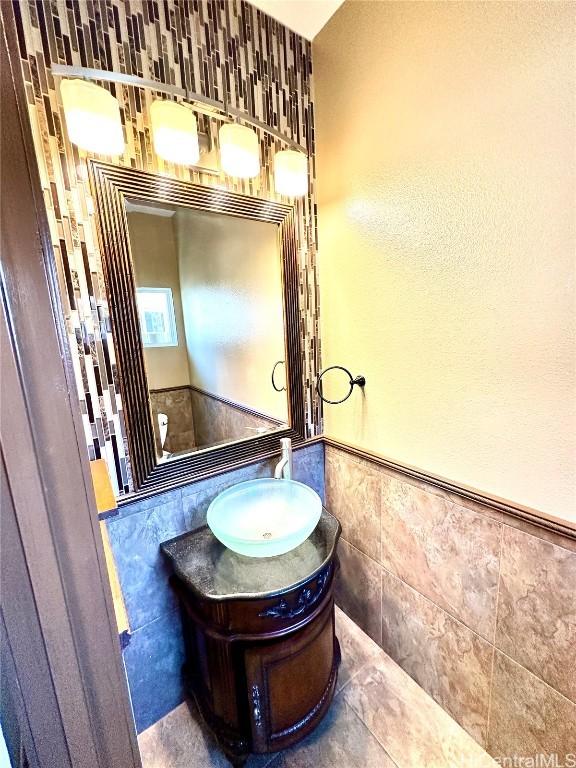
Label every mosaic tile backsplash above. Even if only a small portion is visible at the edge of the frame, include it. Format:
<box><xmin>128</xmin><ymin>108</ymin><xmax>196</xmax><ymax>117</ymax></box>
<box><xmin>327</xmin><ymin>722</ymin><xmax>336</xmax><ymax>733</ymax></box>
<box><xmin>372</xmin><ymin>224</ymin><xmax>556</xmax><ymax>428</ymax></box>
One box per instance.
<box><xmin>12</xmin><ymin>0</ymin><xmax>321</xmax><ymax>495</ymax></box>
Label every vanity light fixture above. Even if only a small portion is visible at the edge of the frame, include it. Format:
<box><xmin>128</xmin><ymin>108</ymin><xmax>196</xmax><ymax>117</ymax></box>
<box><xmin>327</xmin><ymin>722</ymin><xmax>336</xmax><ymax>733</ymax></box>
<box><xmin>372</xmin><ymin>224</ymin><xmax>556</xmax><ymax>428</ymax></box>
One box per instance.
<box><xmin>273</xmin><ymin>149</ymin><xmax>308</xmax><ymax>197</ymax></box>
<box><xmin>219</xmin><ymin>123</ymin><xmax>260</xmax><ymax>179</ymax></box>
<box><xmin>150</xmin><ymin>99</ymin><xmax>200</xmax><ymax>166</ymax></box>
<box><xmin>60</xmin><ymin>79</ymin><xmax>125</xmax><ymax>156</ymax></box>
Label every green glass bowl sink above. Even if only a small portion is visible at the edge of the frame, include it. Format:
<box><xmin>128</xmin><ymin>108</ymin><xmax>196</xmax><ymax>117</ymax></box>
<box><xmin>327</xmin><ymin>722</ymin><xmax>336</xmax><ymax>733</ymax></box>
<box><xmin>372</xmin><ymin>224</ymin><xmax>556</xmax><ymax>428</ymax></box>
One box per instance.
<box><xmin>207</xmin><ymin>478</ymin><xmax>322</xmax><ymax>558</ymax></box>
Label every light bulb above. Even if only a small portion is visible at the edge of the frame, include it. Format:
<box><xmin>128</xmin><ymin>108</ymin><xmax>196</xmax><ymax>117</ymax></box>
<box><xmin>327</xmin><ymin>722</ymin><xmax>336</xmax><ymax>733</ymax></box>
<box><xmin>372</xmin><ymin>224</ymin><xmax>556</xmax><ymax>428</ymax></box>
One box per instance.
<box><xmin>60</xmin><ymin>79</ymin><xmax>124</xmax><ymax>156</ymax></box>
<box><xmin>219</xmin><ymin>123</ymin><xmax>260</xmax><ymax>179</ymax></box>
<box><xmin>274</xmin><ymin>150</ymin><xmax>308</xmax><ymax>197</ymax></box>
<box><xmin>150</xmin><ymin>100</ymin><xmax>200</xmax><ymax>166</ymax></box>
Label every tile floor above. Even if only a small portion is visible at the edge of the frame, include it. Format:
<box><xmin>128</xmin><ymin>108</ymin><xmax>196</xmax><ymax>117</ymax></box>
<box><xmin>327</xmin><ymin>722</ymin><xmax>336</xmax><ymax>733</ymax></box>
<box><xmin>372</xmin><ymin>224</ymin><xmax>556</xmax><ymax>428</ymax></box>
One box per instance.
<box><xmin>138</xmin><ymin>607</ymin><xmax>498</xmax><ymax>768</ymax></box>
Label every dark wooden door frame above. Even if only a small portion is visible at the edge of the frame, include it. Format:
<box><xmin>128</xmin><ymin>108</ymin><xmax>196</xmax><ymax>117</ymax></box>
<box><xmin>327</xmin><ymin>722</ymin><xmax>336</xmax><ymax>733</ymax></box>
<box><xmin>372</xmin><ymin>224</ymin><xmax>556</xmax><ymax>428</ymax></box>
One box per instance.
<box><xmin>0</xmin><ymin>8</ymin><xmax>141</xmax><ymax>768</ymax></box>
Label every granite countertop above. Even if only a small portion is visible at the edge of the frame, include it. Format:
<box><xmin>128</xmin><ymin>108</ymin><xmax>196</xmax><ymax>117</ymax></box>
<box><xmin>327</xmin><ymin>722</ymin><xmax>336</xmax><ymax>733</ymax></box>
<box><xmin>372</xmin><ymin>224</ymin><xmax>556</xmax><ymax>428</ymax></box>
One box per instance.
<box><xmin>161</xmin><ymin>509</ymin><xmax>341</xmax><ymax>601</ymax></box>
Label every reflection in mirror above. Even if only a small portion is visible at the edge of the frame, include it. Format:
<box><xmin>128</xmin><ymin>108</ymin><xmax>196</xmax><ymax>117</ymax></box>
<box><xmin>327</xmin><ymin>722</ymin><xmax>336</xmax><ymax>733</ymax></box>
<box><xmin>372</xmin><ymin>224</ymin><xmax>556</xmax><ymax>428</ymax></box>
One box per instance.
<box><xmin>125</xmin><ymin>200</ymin><xmax>288</xmax><ymax>461</ymax></box>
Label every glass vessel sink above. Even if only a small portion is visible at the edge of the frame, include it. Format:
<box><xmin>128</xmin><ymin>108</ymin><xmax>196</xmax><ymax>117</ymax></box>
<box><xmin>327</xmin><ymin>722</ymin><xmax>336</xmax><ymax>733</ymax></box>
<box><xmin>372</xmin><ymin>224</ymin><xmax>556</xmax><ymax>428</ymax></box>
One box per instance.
<box><xmin>207</xmin><ymin>478</ymin><xmax>322</xmax><ymax>558</ymax></box>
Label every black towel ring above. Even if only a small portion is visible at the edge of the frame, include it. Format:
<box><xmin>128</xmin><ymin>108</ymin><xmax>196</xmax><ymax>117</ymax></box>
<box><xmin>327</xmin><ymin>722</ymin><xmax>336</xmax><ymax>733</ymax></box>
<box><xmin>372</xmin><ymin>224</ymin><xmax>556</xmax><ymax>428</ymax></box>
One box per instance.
<box><xmin>316</xmin><ymin>365</ymin><xmax>366</xmax><ymax>405</ymax></box>
<box><xmin>271</xmin><ymin>360</ymin><xmax>287</xmax><ymax>392</ymax></box>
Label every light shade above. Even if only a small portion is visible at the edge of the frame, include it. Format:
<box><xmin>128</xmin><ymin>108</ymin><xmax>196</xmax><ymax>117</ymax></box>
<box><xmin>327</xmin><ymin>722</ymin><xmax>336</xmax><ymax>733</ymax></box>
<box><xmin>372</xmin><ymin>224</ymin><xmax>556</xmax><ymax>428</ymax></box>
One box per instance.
<box><xmin>219</xmin><ymin>123</ymin><xmax>260</xmax><ymax>178</ymax></box>
<box><xmin>150</xmin><ymin>100</ymin><xmax>200</xmax><ymax>166</ymax></box>
<box><xmin>60</xmin><ymin>79</ymin><xmax>124</xmax><ymax>156</ymax></box>
<box><xmin>274</xmin><ymin>150</ymin><xmax>308</xmax><ymax>197</ymax></box>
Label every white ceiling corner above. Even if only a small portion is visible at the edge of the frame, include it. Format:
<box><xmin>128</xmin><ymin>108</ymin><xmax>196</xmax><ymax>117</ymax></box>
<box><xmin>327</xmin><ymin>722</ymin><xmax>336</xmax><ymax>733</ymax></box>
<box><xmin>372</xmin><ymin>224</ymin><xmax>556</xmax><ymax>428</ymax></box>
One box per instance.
<box><xmin>248</xmin><ymin>0</ymin><xmax>345</xmax><ymax>41</ymax></box>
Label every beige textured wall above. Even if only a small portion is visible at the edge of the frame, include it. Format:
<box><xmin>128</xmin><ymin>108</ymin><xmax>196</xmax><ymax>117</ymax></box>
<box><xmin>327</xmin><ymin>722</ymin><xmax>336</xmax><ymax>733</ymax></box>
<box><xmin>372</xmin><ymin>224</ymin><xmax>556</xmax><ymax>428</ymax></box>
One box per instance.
<box><xmin>314</xmin><ymin>1</ymin><xmax>576</xmax><ymax>522</ymax></box>
<box><xmin>176</xmin><ymin>209</ymin><xmax>288</xmax><ymax>422</ymax></box>
<box><xmin>127</xmin><ymin>212</ymin><xmax>190</xmax><ymax>390</ymax></box>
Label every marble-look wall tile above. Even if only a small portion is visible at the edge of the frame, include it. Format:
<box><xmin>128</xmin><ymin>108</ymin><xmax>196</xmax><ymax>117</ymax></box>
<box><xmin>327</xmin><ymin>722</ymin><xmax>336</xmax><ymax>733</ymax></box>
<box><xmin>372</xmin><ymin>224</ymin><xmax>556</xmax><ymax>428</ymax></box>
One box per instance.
<box><xmin>117</xmin><ymin>487</ymin><xmax>183</xmax><ymax>519</ymax></box>
<box><xmin>108</xmin><ymin>494</ymin><xmax>190</xmax><ymax>630</ymax></box>
<box><xmin>335</xmin><ymin>540</ymin><xmax>382</xmax><ymax>645</ymax></box>
<box><xmin>325</xmin><ymin>442</ymin><xmax>576</xmax><ymax>759</ymax></box>
<box><xmin>326</xmin><ymin>448</ymin><xmax>381</xmax><ymax>561</ymax></box>
<box><xmin>293</xmin><ymin>442</ymin><xmax>325</xmax><ymax>503</ymax></box>
<box><xmin>380</xmin><ymin>474</ymin><xmax>501</xmax><ymax>639</ymax></box>
<box><xmin>495</xmin><ymin>513</ymin><xmax>576</xmax><ymax>555</ymax></box>
<box><xmin>190</xmin><ymin>388</ymin><xmax>281</xmax><ymax>450</ymax></box>
<box><xmin>381</xmin><ymin>569</ymin><xmax>493</xmax><ymax>746</ymax></box>
<box><xmin>487</xmin><ymin>651</ymin><xmax>576</xmax><ymax>762</ymax></box>
<box><xmin>496</xmin><ymin>526</ymin><xmax>576</xmax><ymax>703</ymax></box>
<box><xmin>150</xmin><ymin>388</ymin><xmax>196</xmax><ymax>455</ymax></box>
<box><xmin>123</xmin><ymin>610</ymin><xmax>186</xmax><ymax>734</ymax></box>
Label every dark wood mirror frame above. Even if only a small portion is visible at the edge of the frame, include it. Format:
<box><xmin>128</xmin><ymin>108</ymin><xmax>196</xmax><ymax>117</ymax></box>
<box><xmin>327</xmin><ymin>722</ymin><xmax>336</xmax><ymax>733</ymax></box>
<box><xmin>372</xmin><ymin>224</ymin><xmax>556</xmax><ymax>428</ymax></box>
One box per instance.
<box><xmin>89</xmin><ymin>161</ymin><xmax>306</xmax><ymax>496</ymax></box>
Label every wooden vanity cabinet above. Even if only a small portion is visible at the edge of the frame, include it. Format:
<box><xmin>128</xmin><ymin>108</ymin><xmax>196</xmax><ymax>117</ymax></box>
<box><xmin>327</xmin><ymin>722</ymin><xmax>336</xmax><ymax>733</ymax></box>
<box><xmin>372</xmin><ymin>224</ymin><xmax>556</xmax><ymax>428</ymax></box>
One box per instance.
<box><xmin>244</xmin><ymin>598</ymin><xmax>338</xmax><ymax>754</ymax></box>
<box><xmin>162</xmin><ymin>510</ymin><xmax>341</xmax><ymax>764</ymax></box>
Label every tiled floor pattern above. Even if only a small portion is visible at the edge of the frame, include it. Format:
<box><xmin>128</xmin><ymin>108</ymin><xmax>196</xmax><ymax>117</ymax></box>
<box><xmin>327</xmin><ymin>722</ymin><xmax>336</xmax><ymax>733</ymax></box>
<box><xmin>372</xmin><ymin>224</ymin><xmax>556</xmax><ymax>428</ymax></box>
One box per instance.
<box><xmin>138</xmin><ymin>607</ymin><xmax>498</xmax><ymax>768</ymax></box>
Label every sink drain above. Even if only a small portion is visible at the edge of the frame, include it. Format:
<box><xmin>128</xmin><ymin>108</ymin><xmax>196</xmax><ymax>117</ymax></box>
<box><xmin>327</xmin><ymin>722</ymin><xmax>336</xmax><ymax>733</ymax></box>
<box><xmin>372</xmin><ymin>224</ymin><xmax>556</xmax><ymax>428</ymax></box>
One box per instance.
<box><xmin>262</xmin><ymin>532</ymin><xmax>272</xmax><ymax>539</ymax></box>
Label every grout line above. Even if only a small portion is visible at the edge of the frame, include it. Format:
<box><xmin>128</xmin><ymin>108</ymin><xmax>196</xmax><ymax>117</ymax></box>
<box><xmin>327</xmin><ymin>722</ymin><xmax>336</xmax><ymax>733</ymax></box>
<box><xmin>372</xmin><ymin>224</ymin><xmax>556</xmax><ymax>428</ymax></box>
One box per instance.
<box><xmin>335</xmin><ymin>596</ymin><xmax>382</xmax><ymax>653</ymax></box>
<box><xmin>493</xmin><ymin>647</ymin><xmax>576</xmax><ymax>708</ymax></box>
<box><xmin>485</xmin><ymin>522</ymin><xmax>505</xmax><ymax>749</ymax></box>
<box><xmin>325</xmin><ymin>444</ymin><xmax>576</xmax><ymax>554</ymax></box>
<box><xmin>342</xmin><ymin>537</ymin><xmax>495</xmax><ymax>645</ymax></box>
<box><xmin>499</xmin><ymin>515</ymin><xmax>576</xmax><ymax>556</ymax></box>
<box><xmin>261</xmin><ymin>754</ymin><xmax>280</xmax><ymax>768</ymax></box>
<box><xmin>342</xmin><ymin>536</ymin><xmax>576</xmax><ymax>709</ymax></box>
<box><xmin>344</xmin><ymin>699</ymin><xmax>402</xmax><ymax>768</ymax></box>
<box><xmin>484</xmin><ymin>644</ymin><xmax>497</xmax><ymax>753</ymax></box>
<box><xmin>342</xmin><ymin>663</ymin><xmax>497</xmax><ymax>768</ymax></box>
<box><xmin>380</xmin><ymin>566</ymin><xmax>385</xmax><ymax>652</ymax></box>
<box><xmin>335</xmin><ymin>657</ymin><xmax>374</xmax><ymax>697</ymax></box>
<box><xmin>492</xmin><ymin>523</ymin><xmax>505</xmax><ymax>646</ymax></box>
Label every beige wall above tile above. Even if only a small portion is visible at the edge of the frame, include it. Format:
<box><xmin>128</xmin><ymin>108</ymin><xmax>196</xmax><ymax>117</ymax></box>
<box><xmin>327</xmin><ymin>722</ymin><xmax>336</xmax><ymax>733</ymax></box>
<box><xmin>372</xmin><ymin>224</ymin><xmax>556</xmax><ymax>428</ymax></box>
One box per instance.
<box><xmin>315</xmin><ymin>0</ymin><xmax>576</xmax><ymax>523</ymax></box>
<box><xmin>128</xmin><ymin>212</ymin><xmax>191</xmax><ymax>391</ymax></box>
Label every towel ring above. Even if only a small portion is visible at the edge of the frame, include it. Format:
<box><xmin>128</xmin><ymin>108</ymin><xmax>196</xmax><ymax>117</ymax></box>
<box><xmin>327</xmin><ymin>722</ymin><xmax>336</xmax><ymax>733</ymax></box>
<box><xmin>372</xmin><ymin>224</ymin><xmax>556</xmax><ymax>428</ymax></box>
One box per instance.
<box><xmin>271</xmin><ymin>360</ymin><xmax>287</xmax><ymax>392</ymax></box>
<box><xmin>316</xmin><ymin>365</ymin><xmax>366</xmax><ymax>405</ymax></box>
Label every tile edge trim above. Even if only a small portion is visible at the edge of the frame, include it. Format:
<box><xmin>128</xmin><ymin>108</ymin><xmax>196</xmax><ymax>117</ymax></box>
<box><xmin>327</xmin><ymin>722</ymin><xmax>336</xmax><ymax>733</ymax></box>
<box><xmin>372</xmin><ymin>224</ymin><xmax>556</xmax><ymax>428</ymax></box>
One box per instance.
<box><xmin>324</xmin><ymin>437</ymin><xmax>576</xmax><ymax>541</ymax></box>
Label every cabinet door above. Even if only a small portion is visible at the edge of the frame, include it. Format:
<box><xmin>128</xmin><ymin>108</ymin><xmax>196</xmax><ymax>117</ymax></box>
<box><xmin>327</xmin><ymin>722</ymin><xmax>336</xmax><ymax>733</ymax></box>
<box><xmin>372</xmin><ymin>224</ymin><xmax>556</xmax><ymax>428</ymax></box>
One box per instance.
<box><xmin>245</xmin><ymin>600</ymin><xmax>338</xmax><ymax>753</ymax></box>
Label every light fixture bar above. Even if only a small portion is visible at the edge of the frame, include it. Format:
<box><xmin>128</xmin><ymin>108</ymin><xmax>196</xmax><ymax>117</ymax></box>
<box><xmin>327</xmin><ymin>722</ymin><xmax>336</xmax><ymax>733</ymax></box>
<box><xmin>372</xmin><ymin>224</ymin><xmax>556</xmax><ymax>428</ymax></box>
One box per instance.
<box><xmin>226</xmin><ymin>106</ymin><xmax>304</xmax><ymax>154</ymax></box>
<box><xmin>51</xmin><ymin>64</ymin><xmax>306</xmax><ymax>154</ymax></box>
<box><xmin>51</xmin><ymin>63</ymin><xmax>189</xmax><ymax>99</ymax></box>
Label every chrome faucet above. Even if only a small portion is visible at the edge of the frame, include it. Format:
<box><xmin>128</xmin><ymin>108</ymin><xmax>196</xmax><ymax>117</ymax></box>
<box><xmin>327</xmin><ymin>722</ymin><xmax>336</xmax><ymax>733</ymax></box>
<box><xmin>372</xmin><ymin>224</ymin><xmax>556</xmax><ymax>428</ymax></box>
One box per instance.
<box><xmin>274</xmin><ymin>437</ymin><xmax>293</xmax><ymax>480</ymax></box>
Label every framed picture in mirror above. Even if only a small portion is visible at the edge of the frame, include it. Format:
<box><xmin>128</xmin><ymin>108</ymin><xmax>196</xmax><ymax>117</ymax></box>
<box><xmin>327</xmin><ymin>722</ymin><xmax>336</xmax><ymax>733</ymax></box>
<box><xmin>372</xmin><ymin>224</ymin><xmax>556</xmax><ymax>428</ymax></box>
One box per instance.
<box><xmin>89</xmin><ymin>162</ymin><xmax>306</xmax><ymax>496</ymax></box>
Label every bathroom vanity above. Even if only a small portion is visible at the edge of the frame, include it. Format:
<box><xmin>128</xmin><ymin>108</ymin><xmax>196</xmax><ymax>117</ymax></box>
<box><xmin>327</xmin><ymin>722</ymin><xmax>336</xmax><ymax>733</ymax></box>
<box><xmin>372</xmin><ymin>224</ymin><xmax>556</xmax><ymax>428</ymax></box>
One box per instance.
<box><xmin>161</xmin><ymin>509</ymin><xmax>341</xmax><ymax>764</ymax></box>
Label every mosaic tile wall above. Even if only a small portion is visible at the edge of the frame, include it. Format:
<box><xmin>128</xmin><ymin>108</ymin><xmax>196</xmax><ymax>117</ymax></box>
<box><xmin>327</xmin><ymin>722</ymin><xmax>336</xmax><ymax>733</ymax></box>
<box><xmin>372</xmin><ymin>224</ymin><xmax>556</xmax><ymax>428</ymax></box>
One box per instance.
<box><xmin>12</xmin><ymin>0</ymin><xmax>321</xmax><ymax>495</ymax></box>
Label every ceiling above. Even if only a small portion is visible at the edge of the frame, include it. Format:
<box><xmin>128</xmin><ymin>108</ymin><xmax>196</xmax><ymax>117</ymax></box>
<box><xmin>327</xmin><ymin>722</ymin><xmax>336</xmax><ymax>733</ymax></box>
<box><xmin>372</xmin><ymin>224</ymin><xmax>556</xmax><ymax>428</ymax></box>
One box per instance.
<box><xmin>248</xmin><ymin>0</ymin><xmax>345</xmax><ymax>40</ymax></box>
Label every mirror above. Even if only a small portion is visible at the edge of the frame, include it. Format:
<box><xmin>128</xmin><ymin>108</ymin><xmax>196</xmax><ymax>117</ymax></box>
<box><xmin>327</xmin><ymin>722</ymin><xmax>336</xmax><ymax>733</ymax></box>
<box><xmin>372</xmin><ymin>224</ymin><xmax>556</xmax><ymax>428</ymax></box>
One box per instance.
<box><xmin>125</xmin><ymin>201</ymin><xmax>288</xmax><ymax>460</ymax></box>
<box><xmin>90</xmin><ymin>162</ymin><xmax>306</xmax><ymax>494</ymax></box>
